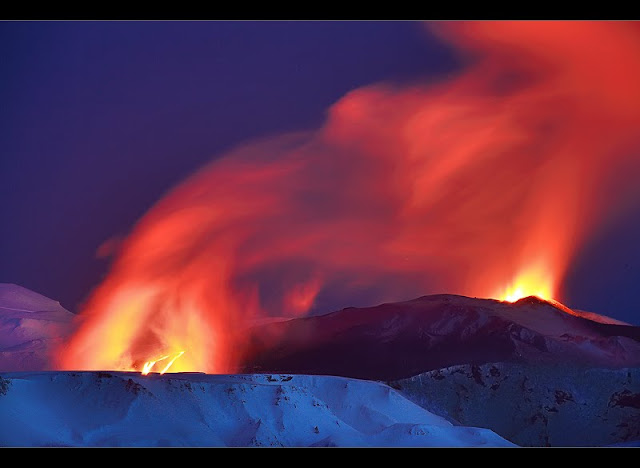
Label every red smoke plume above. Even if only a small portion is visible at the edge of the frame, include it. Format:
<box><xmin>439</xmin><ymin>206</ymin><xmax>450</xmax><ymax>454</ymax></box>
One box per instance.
<box><xmin>57</xmin><ymin>21</ymin><xmax>640</xmax><ymax>374</ymax></box>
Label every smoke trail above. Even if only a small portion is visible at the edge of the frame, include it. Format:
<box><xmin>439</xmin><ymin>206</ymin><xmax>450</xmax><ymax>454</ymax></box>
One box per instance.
<box><xmin>57</xmin><ymin>21</ymin><xmax>640</xmax><ymax>373</ymax></box>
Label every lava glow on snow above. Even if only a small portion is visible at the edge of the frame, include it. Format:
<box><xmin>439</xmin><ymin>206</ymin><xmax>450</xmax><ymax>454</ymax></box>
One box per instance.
<box><xmin>56</xmin><ymin>21</ymin><xmax>640</xmax><ymax>375</ymax></box>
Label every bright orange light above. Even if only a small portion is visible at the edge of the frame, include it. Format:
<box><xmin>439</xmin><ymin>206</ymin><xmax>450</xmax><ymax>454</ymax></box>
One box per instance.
<box><xmin>158</xmin><ymin>351</ymin><xmax>185</xmax><ymax>374</ymax></box>
<box><xmin>494</xmin><ymin>265</ymin><xmax>554</xmax><ymax>303</ymax></box>
<box><xmin>141</xmin><ymin>358</ymin><xmax>163</xmax><ymax>375</ymax></box>
<box><xmin>140</xmin><ymin>351</ymin><xmax>185</xmax><ymax>375</ymax></box>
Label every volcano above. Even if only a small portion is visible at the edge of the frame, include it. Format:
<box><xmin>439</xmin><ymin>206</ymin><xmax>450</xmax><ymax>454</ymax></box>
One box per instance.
<box><xmin>240</xmin><ymin>294</ymin><xmax>640</xmax><ymax>381</ymax></box>
<box><xmin>6</xmin><ymin>20</ymin><xmax>640</xmax><ymax>448</ymax></box>
<box><xmin>1</xmin><ymin>284</ymin><xmax>639</xmax><ymax>447</ymax></box>
<box><xmin>1</xmin><ymin>284</ymin><xmax>639</xmax><ymax>379</ymax></box>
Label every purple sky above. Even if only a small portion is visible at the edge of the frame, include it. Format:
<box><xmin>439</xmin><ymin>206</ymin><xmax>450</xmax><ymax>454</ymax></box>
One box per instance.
<box><xmin>1</xmin><ymin>21</ymin><xmax>639</xmax><ymax>324</ymax></box>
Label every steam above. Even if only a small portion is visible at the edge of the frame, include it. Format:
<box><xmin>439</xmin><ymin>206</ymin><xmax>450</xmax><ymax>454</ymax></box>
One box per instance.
<box><xmin>57</xmin><ymin>21</ymin><xmax>640</xmax><ymax>373</ymax></box>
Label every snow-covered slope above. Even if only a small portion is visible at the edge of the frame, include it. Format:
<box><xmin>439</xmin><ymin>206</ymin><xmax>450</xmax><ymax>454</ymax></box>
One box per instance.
<box><xmin>392</xmin><ymin>363</ymin><xmax>640</xmax><ymax>447</ymax></box>
<box><xmin>241</xmin><ymin>294</ymin><xmax>640</xmax><ymax>380</ymax></box>
<box><xmin>0</xmin><ymin>371</ymin><xmax>513</xmax><ymax>447</ymax></box>
<box><xmin>0</xmin><ymin>284</ymin><xmax>74</xmax><ymax>371</ymax></box>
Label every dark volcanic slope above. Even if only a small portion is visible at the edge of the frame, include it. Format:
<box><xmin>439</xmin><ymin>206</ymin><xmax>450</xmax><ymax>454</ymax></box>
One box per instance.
<box><xmin>240</xmin><ymin>295</ymin><xmax>640</xmax><ymax>381</ymax></box>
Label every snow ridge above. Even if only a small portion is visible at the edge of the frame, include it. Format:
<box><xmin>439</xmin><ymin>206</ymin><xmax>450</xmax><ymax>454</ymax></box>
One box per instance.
<box><xmin>392</xmin><ymin>362</ymin><xmax>640</xmax><ymax>447</ymax></box>
<box><xmin>0</xmin><ymin>371</ymin><xmax>514</xmax><ymax>447</ymax></box>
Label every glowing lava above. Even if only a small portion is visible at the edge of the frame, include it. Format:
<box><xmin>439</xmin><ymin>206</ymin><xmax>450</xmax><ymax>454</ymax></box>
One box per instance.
<box><xmin>141</xmin><ymin>351</ymin><xmax>185</xmax><ymax>375</ymax></box>
<box><xmin>495</xmin><ymin>265</ymin><xmax>554</xmax><ymax>303</ymax></box>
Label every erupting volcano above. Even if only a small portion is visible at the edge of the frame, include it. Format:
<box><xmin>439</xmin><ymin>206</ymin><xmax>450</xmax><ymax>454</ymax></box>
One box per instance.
<box><xmin>55</xmin><ymin>21</ymin><xmax>640</xmax><ymax>376</ymax></box>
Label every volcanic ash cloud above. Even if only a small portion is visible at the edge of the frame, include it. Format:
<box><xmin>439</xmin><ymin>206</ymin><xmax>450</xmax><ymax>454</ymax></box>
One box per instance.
<box><xmin>58</xmin><ymin>21</ymin><xmax>640</xmax><ymax>374</ymax></box>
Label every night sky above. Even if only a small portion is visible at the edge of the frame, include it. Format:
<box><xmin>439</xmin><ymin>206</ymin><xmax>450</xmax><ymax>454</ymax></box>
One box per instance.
<box><xmin>1</xmin><ymin>21</ymin><xmax>639</xmax><ymax>325</ymax></box>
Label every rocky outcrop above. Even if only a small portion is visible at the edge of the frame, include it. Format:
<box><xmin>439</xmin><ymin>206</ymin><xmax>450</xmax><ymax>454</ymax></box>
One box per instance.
<box><xmin>391</xmin><ymin>363</ymin><xmax>640</xmax><ymax>447</ymax></box>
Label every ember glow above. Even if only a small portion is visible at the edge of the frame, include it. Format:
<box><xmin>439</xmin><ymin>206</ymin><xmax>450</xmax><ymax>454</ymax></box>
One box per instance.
<box><xmin>494</xmin><ymin>265</ymin><xmax>554</xmax><ymax>303</ymax></box>
<box><xmin>57</xmin><ymin>22</ymin><xmax>640</xmax><ymax>374</ymax></box>
<box><xmin>141</xmin><ymin>351</ymin><xmax>185</xmax><ymax>375</ymax></box>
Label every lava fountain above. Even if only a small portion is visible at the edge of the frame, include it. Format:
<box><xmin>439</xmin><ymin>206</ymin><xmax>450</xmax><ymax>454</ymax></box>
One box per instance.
<box><xmin>57</xmin><ymin>21</ymin><xmax>640</xmax><ymax>374</ymax></box>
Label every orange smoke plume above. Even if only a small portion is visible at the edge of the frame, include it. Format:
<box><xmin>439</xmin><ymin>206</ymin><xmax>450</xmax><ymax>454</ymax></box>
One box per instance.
<box><xmin>57</xmin><ymin>21</ymin><xmax>640</xmax><ymax>374</ymax></box>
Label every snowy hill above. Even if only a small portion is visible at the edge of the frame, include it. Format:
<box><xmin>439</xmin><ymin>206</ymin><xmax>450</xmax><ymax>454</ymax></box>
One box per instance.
<box><xmin>241</xmin><ymin>294</ymin><xmax>640</xmax><ymax>380</ymax></box>
<box><xmin>392</xmin><ymin>363</ymin><xmax>640</xmax><ymax>447</ymax></box>
<box><xmin>2</xmin><ymin>285</ymin><xmax>638</xmax><ymax>447</ymax></box>
<box><xmin>0</xmin><ymin>284</ymin><xmax>74</xmax><ymax>371</ymax></box>
<box><xmin>0</xmin><ymin>371</ymin><xmax>513</xmax><ymax>447</ymax></box>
